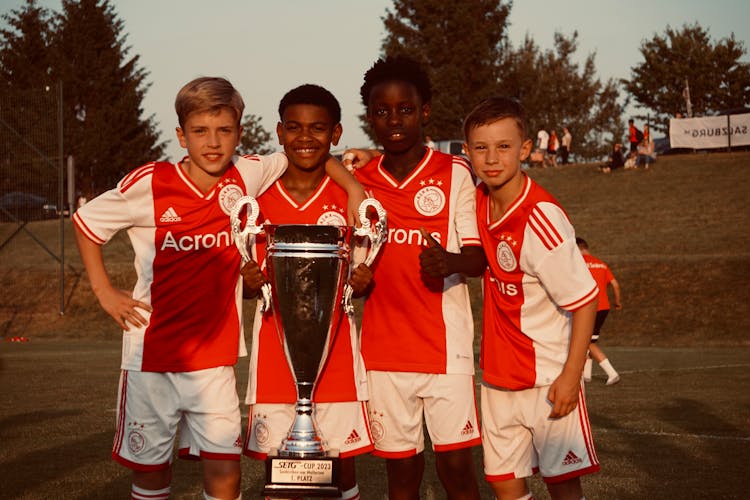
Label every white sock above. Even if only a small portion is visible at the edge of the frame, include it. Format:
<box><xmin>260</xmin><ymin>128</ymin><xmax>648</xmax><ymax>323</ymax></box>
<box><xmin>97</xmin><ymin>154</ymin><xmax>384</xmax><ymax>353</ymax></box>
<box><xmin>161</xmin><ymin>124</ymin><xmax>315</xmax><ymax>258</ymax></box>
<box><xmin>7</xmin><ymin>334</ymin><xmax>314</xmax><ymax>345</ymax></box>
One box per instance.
<box><xmin>599</xmin><ymin>358</ymin><xmax>618</xmax><ymax>378</ymax></box>
<box><xmin>204</xmin><ymin>492</ymin><xmax>241</xmax><ymax>500</ymax></box>
<box><xmin>341</xmin><ymin>485</ymin><xmax>361</xmax><ymax>500</ymax></box>
<box><xmin>132</xmin><ymin>484</ymin><xmax>170</xmax><ymax>500</ymax></box>
<box><xmin>583</xmin><ymin>358</ymin><xmax>593</xmax><ymax>381</ymax></box>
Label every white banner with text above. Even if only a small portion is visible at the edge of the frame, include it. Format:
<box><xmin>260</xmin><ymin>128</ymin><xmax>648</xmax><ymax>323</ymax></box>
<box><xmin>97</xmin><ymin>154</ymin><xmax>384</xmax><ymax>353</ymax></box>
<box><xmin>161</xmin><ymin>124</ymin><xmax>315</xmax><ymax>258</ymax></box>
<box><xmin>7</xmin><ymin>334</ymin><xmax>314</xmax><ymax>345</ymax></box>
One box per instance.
<box><xmin>669</xmin><ymin>113</ymin><xmax>750</xmax><ymax>149</ymax></box>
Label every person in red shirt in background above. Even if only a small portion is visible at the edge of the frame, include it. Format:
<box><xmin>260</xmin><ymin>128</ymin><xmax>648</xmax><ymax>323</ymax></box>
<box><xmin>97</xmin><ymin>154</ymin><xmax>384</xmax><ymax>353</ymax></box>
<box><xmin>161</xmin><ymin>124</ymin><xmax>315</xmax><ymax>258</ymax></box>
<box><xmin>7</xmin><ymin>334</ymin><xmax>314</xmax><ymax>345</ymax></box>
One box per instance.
<box><xmin>577</xmin><ymin>237</ymin><xmax>623</xmax><ymax>385</ymax></box>
<box><xmin>628</xmin><ymin>118</ymin><xmax>643</xmax><ymax>155</ymax></box>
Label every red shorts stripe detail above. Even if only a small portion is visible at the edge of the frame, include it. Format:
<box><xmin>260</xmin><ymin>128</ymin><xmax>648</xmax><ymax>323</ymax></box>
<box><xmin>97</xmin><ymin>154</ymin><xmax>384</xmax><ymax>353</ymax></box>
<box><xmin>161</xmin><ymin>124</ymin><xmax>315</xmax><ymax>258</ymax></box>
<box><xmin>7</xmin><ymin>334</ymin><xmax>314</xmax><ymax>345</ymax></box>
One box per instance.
<box><xmin>177</xmin><ymin>448</ymin><xmax>200</xmax><ymax>461</ymax></box>
<box><xmin>113</xmin><ymin>371</ymin><xmax>127</xmax><ymax>455</ymax></box>
<box><xmin>433</xmin><ymin>436</ymin><xmax>482</xmax><ymax>452</ymax></box>
<box><xmin>200</xmin><ymin>451</ymin><xmax>241</xmax><ymax>461</ymax></box>
<box><xmin>243</xmin><ymin>449</ymin><xmax>267</xmax><ymax>460</ymax></box>
<box><xmin>372</xmin><ymin>448</ymin><xmax>418</xmax><ymax>459</ymax></box>
<box><xmin>339</xmin><ymin>443</ymin><xmax>376</xmax><ymax>459</ymax></box>
<box><xmin>112</xmin><ymin>452</ymin><xmax>169</xmax><ymax>472</ymax></box>
<box><xmin>577</xmin><ymin>386</ymin><xmax>599</xmax><ymax>464</ymax></box>
<box><xmin>543</xmin><ymin>463</ymin><xmax>600</xmax><ymax>483</ymax></box>
<box><xmin>485</xmin><ymin>471</ymin><xmax>518</xmax><ymax>482</ymax></box>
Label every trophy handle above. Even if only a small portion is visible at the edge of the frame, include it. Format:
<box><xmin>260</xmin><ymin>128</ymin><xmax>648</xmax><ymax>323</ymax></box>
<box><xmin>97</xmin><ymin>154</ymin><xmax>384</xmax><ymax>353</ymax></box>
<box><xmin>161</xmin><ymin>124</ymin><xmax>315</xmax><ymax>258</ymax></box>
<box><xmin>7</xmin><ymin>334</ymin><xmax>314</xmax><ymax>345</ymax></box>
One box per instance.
<box><xmin>230</xmin><ymin>196</ymin><xmax>271</xmax><ymax>312</ymax></box>
<box><xmin>343</xmin><ymin>198</ymin><xmax>387</xmax><ymax>315</ymax></box>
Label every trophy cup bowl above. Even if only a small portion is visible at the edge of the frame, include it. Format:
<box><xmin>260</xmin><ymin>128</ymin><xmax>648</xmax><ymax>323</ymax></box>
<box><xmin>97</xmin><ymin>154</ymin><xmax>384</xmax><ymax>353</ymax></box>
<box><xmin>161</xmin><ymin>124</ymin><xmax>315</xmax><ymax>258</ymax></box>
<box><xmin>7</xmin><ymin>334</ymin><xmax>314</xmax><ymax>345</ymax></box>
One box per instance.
<box><xmin>230</xmin><ymin>197</ymin><xmax>387</xmax><ymax>497</ymax></box>
<box><xmin>263</xmin><ymin>224</ymin><xmax>350</xmax><ymax>497</ymax></box>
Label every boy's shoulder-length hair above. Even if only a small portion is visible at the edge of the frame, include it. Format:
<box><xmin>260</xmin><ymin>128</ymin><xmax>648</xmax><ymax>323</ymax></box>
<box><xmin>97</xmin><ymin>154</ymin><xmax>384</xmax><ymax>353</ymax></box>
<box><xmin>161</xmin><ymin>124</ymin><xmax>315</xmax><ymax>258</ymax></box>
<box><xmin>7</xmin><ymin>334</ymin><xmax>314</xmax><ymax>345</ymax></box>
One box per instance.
<box><xmin>175</xmin><ymin>76</ymin><xmax>244</xmax><ymax>128</ymax></box>
<box><xmin>463</xmin><ymin>96</ymin><xmax>527</xmax><ymax>140</ymax></box>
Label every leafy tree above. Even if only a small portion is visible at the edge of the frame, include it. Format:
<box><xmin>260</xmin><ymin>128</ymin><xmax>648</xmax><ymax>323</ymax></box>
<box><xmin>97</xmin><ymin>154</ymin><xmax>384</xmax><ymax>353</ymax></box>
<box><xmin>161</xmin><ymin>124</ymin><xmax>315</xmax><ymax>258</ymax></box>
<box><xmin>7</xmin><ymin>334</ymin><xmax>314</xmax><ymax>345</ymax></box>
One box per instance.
<box><xmin>624</xmin><ymin>23</ymin><xmax>750</xmax><ymax>131</ymax></box>
<box><xmin>371</xmin><ymin>1</ymin><xmax>621</xmax><ymax>160</ymax></box>
<box><xmin>364</xmin><ymin>0</ymin><xmax>511</xmax><ymax>142</ymax></box>
<box><xmin>238</xmin><ymin>113</ymin><xmax>275</xmax><ymax>155</ymax></box>
<box><xmin>50</xmin><ymin>0</ymin><xmax>164</xmax><ymax>193</ymax></box>
<box><xmin>0</xmin><ymin>0</ymin><xmax>58</xmax><ymax>196</ymax></box>
<box><xmin>0</xmin><ymin>0</ymin><xmax>53</xmax><ymax>88</ymax></box>
<box><xmin>499</xmin><ymin>32</ymin><xmax>624</xmax><ymax>159</ymax></box>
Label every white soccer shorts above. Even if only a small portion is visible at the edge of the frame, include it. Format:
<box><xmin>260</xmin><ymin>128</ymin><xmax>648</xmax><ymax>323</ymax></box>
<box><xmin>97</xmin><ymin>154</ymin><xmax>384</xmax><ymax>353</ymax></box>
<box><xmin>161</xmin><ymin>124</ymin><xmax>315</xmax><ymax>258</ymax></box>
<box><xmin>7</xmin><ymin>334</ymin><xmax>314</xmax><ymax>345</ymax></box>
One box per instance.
<box><xmin>113</xmin><ymin>367</ymin><xmax>242</xmax><ymax>470</ymax></box>
<box><xmin>366</xmin><ymin>371</ymin><xmax>481</xmax><ymax>457</ymax></box>
<box><xmin>480</xmin><ymin>383</ymin><xmax>600</xmax><ymax>483</ymax></box>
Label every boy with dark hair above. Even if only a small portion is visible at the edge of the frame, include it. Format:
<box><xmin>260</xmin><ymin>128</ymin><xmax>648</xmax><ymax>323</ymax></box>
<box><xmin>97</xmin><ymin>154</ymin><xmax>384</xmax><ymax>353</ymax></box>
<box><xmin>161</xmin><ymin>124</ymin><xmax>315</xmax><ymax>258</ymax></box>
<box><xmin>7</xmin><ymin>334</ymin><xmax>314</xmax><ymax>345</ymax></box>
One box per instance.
<box><xmin>73</xmin><ymin>77</ymin><xmax>364</xmax><ymax>500</ymax></box>
<box><xmin>463</xmin><ymin>96</ymin><xmax>600</xmax><ymax>500</ymax></box>
<box><xmin>240</xmin><ymin>83</ymin><xmax>373</xmax><ymax>500</ymax></box>
<box><xmin>576</xmin><ymin>237</ymin><xmax>622</xmax><ymax>385</ymax></box>
<box><xmin>354</xmin><ymin>55</ymin><xmax>485</xmax><ymax>500</ymax></box>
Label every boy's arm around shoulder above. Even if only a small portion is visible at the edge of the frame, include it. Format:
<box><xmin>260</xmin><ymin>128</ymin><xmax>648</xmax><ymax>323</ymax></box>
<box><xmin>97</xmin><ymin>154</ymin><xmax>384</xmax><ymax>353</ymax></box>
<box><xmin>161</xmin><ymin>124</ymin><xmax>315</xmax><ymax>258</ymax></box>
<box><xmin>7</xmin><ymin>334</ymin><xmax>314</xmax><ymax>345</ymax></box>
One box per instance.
<box><xmin>547</xmin><ymin>297</ymin><xmax>597</xmax><ymax>418</ymax></box>
<box><xmin>324</xmin><ymin>155</ymin><xmax>366</xmax><ymax>225</ymax></box>
<box><xmin>74</xmin><ymin>224</ymin><xmax>151</xmax><ymax>332</ymax></box>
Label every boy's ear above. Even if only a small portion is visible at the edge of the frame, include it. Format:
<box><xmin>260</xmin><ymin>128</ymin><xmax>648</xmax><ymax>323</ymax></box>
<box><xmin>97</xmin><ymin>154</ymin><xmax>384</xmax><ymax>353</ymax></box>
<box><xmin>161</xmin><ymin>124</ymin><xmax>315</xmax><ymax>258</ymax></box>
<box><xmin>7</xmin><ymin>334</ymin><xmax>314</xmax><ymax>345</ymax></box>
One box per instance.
<box><xmin>519</xmin><ymin>138</ymin><xmax>533</xmax><ymax>160</ymax></box>
<box><xmin>331</xmin><ymin>123</ymin><xmax>343</xmax><ymax>147</ymax></box>
<box><xmin>236</xmin><ymin>124</ymin><xmax>244</xmax><ymax>148</ymax></box>
<box><xmin>421</xmin><ymin>102</ymin><xmax>432</xmax><ymax>125</ymax></box>
<box><xmin>276</xmin><ymin>121</ymin><xmax>284</xmax><ymax>145</ymax></box>
<box><xmin>176</xmin><ymin>127</ymin><xmax>187</xmax><ymax>148</ymax></box>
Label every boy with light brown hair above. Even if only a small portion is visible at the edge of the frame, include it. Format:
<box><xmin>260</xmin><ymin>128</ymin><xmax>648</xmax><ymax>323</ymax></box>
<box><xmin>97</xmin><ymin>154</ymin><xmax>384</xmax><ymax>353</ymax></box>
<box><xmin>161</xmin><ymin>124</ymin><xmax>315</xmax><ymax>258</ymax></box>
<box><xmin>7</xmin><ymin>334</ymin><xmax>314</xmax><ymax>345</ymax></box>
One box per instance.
<box><xmin>464</xmin><ymin>96</ymin><xmax>600</xmax><ymax>500</ymax></box>
<box><xmin>73</xmin><ymin>76</ymin><xmax>363</xmax><ymax>500</ymax></box>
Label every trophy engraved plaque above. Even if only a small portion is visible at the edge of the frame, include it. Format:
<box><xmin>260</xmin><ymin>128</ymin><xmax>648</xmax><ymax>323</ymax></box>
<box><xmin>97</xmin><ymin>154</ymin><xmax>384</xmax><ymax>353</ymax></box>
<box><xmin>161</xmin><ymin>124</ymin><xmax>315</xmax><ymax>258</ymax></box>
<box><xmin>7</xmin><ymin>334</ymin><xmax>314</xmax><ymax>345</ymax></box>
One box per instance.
<box><xmin>230</xmin><ymin>197</ymin><xmax>387</xmax><ymax>498</ymax></box>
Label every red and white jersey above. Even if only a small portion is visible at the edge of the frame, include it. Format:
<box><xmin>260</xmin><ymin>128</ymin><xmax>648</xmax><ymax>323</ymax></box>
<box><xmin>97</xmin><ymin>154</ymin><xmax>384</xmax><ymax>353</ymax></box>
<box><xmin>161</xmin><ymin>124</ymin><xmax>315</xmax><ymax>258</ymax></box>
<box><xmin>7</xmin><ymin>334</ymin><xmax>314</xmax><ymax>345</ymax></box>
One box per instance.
<box><xmin>73</xmin><ymin>154</ymin><xmax>287</xmax><ymax>372</ymax></box>
<box><xmin>355</xmin><ymin>149</ymin><xmax>481</xmax><ymax>375</ymax></box>
<box><xmin>582</xmin><ymin>254</ymin><xmax>614</xmax><ymax>311</ymax></box>
<box><xmin>245</xmin><ymin>176</ymin><xmax>368</xmax><ymax>404</ymax></box>
<box><xmin>477</xmin><ymin>175</ymin><xmax>597</xmax><ymax>390</ymax></box>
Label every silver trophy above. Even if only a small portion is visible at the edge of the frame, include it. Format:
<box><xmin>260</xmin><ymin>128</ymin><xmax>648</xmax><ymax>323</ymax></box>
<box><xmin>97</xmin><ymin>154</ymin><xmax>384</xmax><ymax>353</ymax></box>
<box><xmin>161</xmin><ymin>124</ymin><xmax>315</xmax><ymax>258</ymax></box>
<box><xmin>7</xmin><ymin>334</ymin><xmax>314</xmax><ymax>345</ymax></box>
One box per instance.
<box><xmin>230</xmin><ymin>197</ymin><xmax>386</xmax><ymax>497</ymax></box>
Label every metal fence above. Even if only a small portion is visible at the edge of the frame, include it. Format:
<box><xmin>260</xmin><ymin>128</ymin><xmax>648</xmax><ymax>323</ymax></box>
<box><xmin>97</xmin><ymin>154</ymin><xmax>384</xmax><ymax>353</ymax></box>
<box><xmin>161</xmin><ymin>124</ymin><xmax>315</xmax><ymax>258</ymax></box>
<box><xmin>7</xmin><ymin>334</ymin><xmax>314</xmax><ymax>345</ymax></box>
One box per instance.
<box><xmin>0</xmin><ymin>82</ymin><xmax>70</xmax><ymax>314</ymax></box>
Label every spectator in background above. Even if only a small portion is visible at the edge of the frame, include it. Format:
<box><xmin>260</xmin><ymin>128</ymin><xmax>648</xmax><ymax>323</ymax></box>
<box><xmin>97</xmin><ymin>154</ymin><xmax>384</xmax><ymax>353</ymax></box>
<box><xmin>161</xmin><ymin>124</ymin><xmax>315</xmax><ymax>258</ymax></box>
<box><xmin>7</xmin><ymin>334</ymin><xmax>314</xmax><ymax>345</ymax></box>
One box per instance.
<box><xmin>560</xmin><ymin>126</ymin><xmax>572</xmax><ymax>164</ymax></box>
<box><xmin>637</xmin><ymin>125</ymin><xmax>656</xmax><ymax>168</ymax></box>
<box><xmin>547</xmin><ymin>129</ymin><xmax>559</xmax><ymax>167</ymax></box>
<box><xmin>601</xmin><ymin>143</ymin><xmax>624</xmax><ymax>173</ymax></box>
<box><xmin>425</xmin><ymin>135</ymin><xmax>437</xmax><ymax>151</ymax></box>
<box><xmin>536</xmin><ymin>126</ymin><xmax>549</xmax><ymax>167</ymax></box>
<box><xmin>628</xmin><ymin>119</ymin><xmax>643</xmax><ymax>155</ymax></box>
<box><xmin>624</xmin><ymin>150</ymin><xmax>637</xmax><ymax>170</ymax></box>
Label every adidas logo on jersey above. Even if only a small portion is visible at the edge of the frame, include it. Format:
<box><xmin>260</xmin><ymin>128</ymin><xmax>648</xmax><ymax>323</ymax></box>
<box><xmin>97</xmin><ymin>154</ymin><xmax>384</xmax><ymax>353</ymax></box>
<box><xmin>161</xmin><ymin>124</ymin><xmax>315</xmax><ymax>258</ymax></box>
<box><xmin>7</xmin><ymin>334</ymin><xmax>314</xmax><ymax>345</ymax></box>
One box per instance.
<box><xmin>562</xmin><ymin>450</ymin><xmax>583</xmax><ymax>466</ymax></box>
<box><xmin>159</xmin><ymin>207</ymin><xmax>182</xmax><ymax>223</ymax></box>
<box><xmin>344</xmin><ymin>429</ymin><xmax>362</xmax><ymax>445</ymax></box>
<box><xmin>460</xmin><ymin>420</ymin><xmax>475</xmax><ymax>436</ymax></box>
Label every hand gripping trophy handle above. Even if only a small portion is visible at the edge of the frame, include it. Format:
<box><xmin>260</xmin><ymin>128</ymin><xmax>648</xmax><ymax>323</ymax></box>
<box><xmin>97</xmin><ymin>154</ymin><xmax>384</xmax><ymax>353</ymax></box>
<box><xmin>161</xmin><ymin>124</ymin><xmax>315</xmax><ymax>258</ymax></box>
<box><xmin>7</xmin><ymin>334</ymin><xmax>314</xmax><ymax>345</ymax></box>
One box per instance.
<box><xmin>230</xmin><ymin>195</ymin><xmax>272</xmax><ymax>312</ymax></box>
<box><xmin>343</xmin><ymin>198</ymin><xmax>387</xmax><ymax>315</ymax></box>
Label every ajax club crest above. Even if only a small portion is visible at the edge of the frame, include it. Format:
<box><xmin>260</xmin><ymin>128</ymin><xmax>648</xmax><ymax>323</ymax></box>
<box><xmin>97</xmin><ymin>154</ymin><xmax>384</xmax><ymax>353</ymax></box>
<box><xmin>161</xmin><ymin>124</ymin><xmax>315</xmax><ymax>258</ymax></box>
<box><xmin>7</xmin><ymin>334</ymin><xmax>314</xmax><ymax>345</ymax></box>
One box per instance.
<box><xmin>218</xmin><ymin>181</ymin><xmax>245</xmax><ymax>216</ymax></box>
<box><xmin>414</xmin><ymin>184</ymin><xmax>445</xmax><ymax>216</ymax></box>
<box><xmin>496</xmin><ymin>240</ymin><xmax>517</xmax><ymax>272</ymax></box>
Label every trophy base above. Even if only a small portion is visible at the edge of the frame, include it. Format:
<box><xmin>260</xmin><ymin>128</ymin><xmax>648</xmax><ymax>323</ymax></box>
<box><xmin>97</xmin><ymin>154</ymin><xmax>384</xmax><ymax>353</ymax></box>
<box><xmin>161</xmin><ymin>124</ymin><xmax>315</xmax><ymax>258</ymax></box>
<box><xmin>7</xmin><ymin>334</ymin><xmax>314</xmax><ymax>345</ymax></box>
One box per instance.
<box><xmin>263</xmin><ymin>451</ymin><xmax>341</xmax><ymax>499</ymax></box>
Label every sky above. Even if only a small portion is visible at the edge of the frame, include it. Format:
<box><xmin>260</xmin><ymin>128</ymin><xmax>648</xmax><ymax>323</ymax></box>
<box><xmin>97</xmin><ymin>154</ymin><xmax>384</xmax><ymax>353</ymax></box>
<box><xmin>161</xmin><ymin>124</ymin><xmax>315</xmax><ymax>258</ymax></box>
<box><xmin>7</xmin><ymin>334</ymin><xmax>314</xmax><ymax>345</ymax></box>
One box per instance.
<box><xmin>13</xmin><ymin>0</ymin><xmax>750</xmax><ymax>161</ymax></box>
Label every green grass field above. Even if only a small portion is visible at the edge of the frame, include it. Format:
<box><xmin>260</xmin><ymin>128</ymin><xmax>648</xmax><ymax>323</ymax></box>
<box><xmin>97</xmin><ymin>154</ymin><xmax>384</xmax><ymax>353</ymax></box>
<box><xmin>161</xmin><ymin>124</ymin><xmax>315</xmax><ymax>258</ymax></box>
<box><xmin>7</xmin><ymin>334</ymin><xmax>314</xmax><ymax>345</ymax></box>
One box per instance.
<box><xmin>1</xmin><ymin>152</ymin><xmax>749</xmax><ymax>498</ymax></box>
<box><xmin>1</xmin><ymin>342</ymin><xmax>748</xmax><ymax>499</ymax></box>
